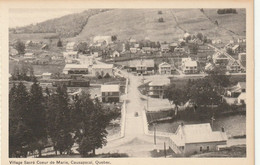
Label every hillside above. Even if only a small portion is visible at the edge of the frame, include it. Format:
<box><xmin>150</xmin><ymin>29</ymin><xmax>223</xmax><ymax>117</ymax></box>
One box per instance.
<box><xmin>11</xmin><ymin>9</ymin><xmax>110</xmax><ymax>38</ymax></box>
<box><xmin>72</xmin><ymin>8</ymin><xmax>246</xmax><ymax>42</ymax></box>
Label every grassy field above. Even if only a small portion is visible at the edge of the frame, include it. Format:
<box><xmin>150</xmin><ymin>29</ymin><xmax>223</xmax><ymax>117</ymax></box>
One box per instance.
<box><xmin>72</xmin><ymin>9</ymin><xmax>245</xmax><ymax>42</ymax></box>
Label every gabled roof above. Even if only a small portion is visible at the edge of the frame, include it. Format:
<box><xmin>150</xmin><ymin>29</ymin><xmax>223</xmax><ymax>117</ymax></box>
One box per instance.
<box><xmin>172</xmin><ymin>123</ymin><xmax>227</xmax><ymax>145</ymax></box>
<box><xmin>159</xmin><ymin>62</ymin><xmax>171</xmax><ymax>68</ymax></box>
<box><xmin>101</xmin><ymin>85</ymin><xmax>120</xmax><ymax>92</ymax></box>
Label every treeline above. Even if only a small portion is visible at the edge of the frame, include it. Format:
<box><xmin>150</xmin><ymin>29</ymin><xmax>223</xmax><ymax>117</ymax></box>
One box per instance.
<box><xmin>217</xmin><ymin>9</ymin><xmax>237</xmax><ymax>14</ymax></box>
<box><xmin>11</xmin><ymin>63</ymin><xmax>36</xmax><ymax>81</ymax></box>
<box><xmin>164</xmin><ymin>67</ymin><xmax>239</xmax><ymax>114</ymax></box>
<box><xmin>13</xmin><ymin>9</ymin><xmax>109</xmax><ymax>38</ymax></box>
<box><xmin>9</xmin><ymin>81</ymin><xmax>120</xmax><ymax>158</ymax></box>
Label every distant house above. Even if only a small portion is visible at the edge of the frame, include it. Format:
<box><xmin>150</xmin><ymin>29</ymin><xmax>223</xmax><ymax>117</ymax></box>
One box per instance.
<box><xmin>205</xmin><ymin>63</ymin><xmax>214</xmax><ymax>71</ymax></box>
<box><xmin>93</xmin><ymin>36</ymin><xmax>112</xmax><ymax>45</ymax></box>
<box><xmin>42</xmin><ymin>72</ymin><xmax>52</xmax><ymax>79</ymax></box>
<box><xmin>101</xmin><ymin>85</ymin><xmax>120</xmax><ymax>103</ymax></box>
<box><xmin>168</xmin><ymin>123</ymin><xmax>227</xmax><ymax>156</ymax></box>
<box><xmin>181</xmin><ymin>58</ymin><xmax>198</xmax><ymax>74</ymax></box>
<box><xmin>110</xmin><ymin>50</ymin><xmax>120</xmax><ymax>58</ymax></box>
<box><xmin>148</xmin><ymin>78</ymin><xmax>170</xmax><ymax>98</ymax></box>
<box><xmin>66</xmin><ymin>42</ymin><xmax>77</xmax><ymax>51</ymax></box>
<box><xmin>237</xmin><ymin>92</ymin><xmax>246</xmax><ymax>105</ymax></box>
<box><xmin>63</xmin><ymin>51</ymin><xmax>79</xmax><ymax>64</ymax></box>
<box><xmin>238</xmin><ymin>53</ymin><xmax>246</xmax><ymax>67</ymax></box>
<box><xmin>130</xmin><ymin>47</ymin><xmax>137</xmax><ymax>54</ymax></box>
<box><xmin>225</xmin><ymin>82</ymin><xmax>246</xmax><ymax>97</ymax></box>
<box><xmin>226</xmin><ymin>60</ymin><xmax>241</xmax><ymax>73</ymax></box>
<box><xmin>25</xmin><ymin>40</ymin><xmax>33</xmax><ymax>47</ymax></box>
<box><xmin>160</xmin><ymin>44</ymin><xmax>170</xmax><ymax>53</ymax></box>
<box><xmin>41</xmin><ymin>44</ymin><xmax>49</xmax><ymax>50</ymax></box>
<box><xmin>212</xmin><ymin>52</ymin><xmax>229</xmax><ymax>66</ymax></box>
<box><xmin>63</xmin><ymin>64</ymin><xmax>89</xmax><ymax>74</ymax></box>
<box><xmin>158</xmin><ymin>62</ymin><xmax>173</xmax><ymax>75</ymax></box>
<box><xmin>129</xmin><ymin>59</ymin><xmax>155</xmax><ymax>75</ymax></box>
<box><xmin>92</xmin><ymin>64</ymin><xmax>114</xmax><ymax>77</ymax></box>
<box><xmin>24</xmin><ymin>53</ymin><xmax>34</xmax><ymax>59</ymax></box>
<box><xmin>142</xmin><ymin>47</ymin><xmax>151</xmax><ymax>54</ymax></box>
<box><xmin>9</xmin><ymin>47</ymin><xmax>18</xmax><ymax>56</ymax></box>
<box><xmin>231</xmin><ymin>45</ymin><xmax>240</xmax><ymax>54</ymax></box>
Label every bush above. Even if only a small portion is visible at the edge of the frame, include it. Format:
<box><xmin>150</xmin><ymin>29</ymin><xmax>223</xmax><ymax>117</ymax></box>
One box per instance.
<box><xmin>158</xmin><ymin>17</ymin><xmax>164</xmax><ymax>23</ymax></box>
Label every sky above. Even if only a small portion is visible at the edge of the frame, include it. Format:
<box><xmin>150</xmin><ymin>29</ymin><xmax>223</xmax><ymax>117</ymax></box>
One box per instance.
<box><xmin>9</xmin><ymin>8</ymin><xmax>86</xmax><ymax>28</ymax></box>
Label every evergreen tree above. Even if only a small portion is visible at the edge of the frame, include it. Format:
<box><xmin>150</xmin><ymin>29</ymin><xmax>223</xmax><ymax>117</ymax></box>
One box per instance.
<box><xmin>28</xmin><ymin>81</ymin><xmax>47</xmax><ymax>157</ymax></box>
<box><xmin>57</xmin><ymin>38</ymin><xmax>63</xmax><ymax>47</ymax></box>
<box><xmin>46</xmin><ymin>85</ymin><xmax>73</xmax><ymax>155</ymax></box>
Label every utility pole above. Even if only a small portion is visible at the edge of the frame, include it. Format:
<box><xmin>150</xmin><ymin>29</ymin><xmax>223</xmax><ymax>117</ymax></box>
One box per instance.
<box><xmin>153</xmin><ymin>123</ymin><xmax>156</xmax><ymax>145</ymax></box>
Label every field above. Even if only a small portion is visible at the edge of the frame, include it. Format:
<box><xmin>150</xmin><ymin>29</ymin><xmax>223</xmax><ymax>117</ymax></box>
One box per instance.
<box><xmin>71</xmin><ymin>9</ymin><xmax>245</xmax><ymax>43</ymax></box>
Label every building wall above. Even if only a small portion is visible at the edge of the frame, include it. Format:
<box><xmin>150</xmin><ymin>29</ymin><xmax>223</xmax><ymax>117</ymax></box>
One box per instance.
<box><xmin>184</xmin><ymin>141</ymin><xmax>227</xmax><ymax>156</ymax></box>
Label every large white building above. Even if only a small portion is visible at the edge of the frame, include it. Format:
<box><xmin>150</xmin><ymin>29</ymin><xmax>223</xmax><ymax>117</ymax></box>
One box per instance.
<box><xmin>168</xmin><ymin>123</ymin><xmax>228</xmax><ymax>156</ymax></box>
<box><xmin>92</xmin><ymin>64</ymin><xmax>114</xmax><ymax>77</ymax></box>
<box><xmin>181</xmin><ymin>58</ymin><xmax>197</xmax><ymax>74</ymax></box>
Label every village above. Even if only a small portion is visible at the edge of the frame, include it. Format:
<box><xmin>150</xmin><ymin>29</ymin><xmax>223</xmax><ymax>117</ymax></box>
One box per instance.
<box><xmin>8</xmin><ymin>9</ymin><xmax>247</xmax><ymax>158</ymax></box>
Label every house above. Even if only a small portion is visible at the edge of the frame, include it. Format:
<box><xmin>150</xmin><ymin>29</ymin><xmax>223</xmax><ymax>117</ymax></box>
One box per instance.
<box><xmin>129</xmin><ymin>38</ymin><xmax>136</xmax><ymax>43</ymax></box>
<box><xmin>24</xmin><ymin>53</ymin><xmax>34</xmax><ymax>59</ymax></box>
<box><xmin>160</xmin><ymin>44</ymin><xmax>170</xmax><ymax>53</ymax></box>
<box><xmin>101</xmin><ymin>85</ymin><xmax>120</xmax><ymax>103</ymax></box>
<box><xmin>168</xmin><ymin>123</ymin><xmax>227</xmax><ymax>156</ymax></box>
<box><xmin>66</xmin><ymin>42</ymin><xmax>77</xmax><ymax>51</ymax></box>
<box><xmin>142</xmin><ymin>47</ymin><xmax>151</xmax><ymax>53</ymax></box>
<box><xmin>130</xmin><ymin>47</ymin><xmax>137</xmax><ymax>54</ymax></box>
<box><xmin>148</xmin><ymin>78</ymin><xmax>170</xmax><ymax>98</ymax></box>
<box><xmin>110</xmin><ymin>50</ymin><xmax>120</xmax><ymax>58</ymax></box>
<box><xmin>183</xmin><ymin>32</ymin><xmax>191</xmax><ymax>40</ymax></box>
<box><xmin>129</xmin><ymin>59</ymin><xmax>155</xmax><ymax>75</ymax></box>
<box><xmin>238</xmin><ymin>53</ymin><xmax>246</xmax><ymax>67</ymax></box>
<box><xmin>169</xmin><ymin>43</ymin><xmax>178</xmax><ymax>52</ymax></box>
<box><xmin>25</xmin><ymin>40</ymin><xmax>33</xmax><ymax>47</ymax></box>
<box><xmin>237</xmin><ymin>92</ymin><xmax>246</xmax><ymax>105</ymax></box>
<box><xmin>134</xmin><ymin>43</ymin><xmax>140</xmax><ymax>48</ymax></box>
<box><xmin>63</xmin><ymin>64</ymin><xmax>89</xmax><ymax>74</ymax></box>
<box><xmin>158</xmin><ymin>62</ymin><xmax>173</xmax><ymax>75</ymax></box>
<box><xmin>212</xmin><ymin>52</ymin><xmax>229</xmax><ymax>66</ymax></box>
<box><xmin>42</xmin><ymin>72</ymin><xmax>52</xmax><ymax>79</ymax></box>
<box><xmin>226</xmin><ymin>60</ymin><xmax>241</xmax><ymax>73</ymax></box>
<box><xmin>225</xmin><ymin>82</ymin><xmax>246</xmax><ymax>97</ymax></box>
<box><xmin>231</xmin><ymin>45</ymin><xmax>240</xmax><ymax>54</ymax></box>
<box><xmin>205</xmin><ymin>63</ymin><xmax>214</xmax><ymax>71</ymax></box>
<box><xmin>93</xmin><ymin>36</ymin><xmax>112</xmax><ymax>45</ymax></box>
<box><xmin>63</xmin><ymin>51</ymin><xmax>79</xmax><ymax>64</ymax></box>
<box><xmin>92</xmin><ymin>64</ymin><xmax>114</xmax><ymax>77</ymax></box>
<box><xmin>181</xmin><ymin>58</ymin><xmax>198</xmax><ymax>74</ymax></box>
<box><xmin>9</xmin><ymin>47</ymin><xmax>18</xmax><ymax>56</ymax></box>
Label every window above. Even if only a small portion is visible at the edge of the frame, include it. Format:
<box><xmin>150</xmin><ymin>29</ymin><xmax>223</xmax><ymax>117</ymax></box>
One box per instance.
<box><xmin>200</xmin><ymin>147</ymin><xmax>202</xmax><ymax>152</ymax></box>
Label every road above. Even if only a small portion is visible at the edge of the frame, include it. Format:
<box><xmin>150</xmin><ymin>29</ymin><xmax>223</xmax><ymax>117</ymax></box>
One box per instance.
<box><xmin>96</xmin><ymin>69</ymin><xmax>169</xmax><ymax>157</ymax></box>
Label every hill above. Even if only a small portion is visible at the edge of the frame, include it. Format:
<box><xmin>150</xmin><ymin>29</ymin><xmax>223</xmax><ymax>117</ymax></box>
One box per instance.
<box><xmin>72</xmin><ymin>8</ymin><xmax>245</xmax><ymax>42</ymax></box>
<box><xmin>10</xmin><ymin>9</ymin><xmax>110</xmax><ymax>38</ymax></box>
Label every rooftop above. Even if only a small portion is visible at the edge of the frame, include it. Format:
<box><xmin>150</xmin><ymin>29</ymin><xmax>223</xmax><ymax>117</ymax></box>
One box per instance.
<box><xmin>101</xmin><ymin>85</ymin><xmax>120</xmax><ymax>92</ymax></box>
<box><xmin>92</xmin><ymin>64</ymin><xmax>113</xmax><ymax>69</ymax></box>
<box><xmin>64</xmin><ymin>64</ymin><xmax>90</xmax><ymax>69</ymax></box>
<box><xmin>171</xmin><ymin>123</ymin><xmax>228</xmax><ymax>146</ymax></box>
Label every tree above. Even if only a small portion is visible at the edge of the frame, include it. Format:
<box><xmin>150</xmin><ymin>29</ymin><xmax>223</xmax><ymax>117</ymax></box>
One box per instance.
<box><xmin>46</xmin><ymin>85</ymin><xmax>73</xmax><ymax>155</ymax></box>
<box><xmin>14</xmin><ymin>40</ymin><xmax>25</xmax><ymax>55</ymax></box>
<box><xmin>77</xmin><ymin>42</ymin><xmax>88</xmax><ymax>54</ymax></box>
<box><xmin>28</xmin><ymin>81</ymin><xmax>47</xmax><ymax>157</ymax></box>
<box><xmin>164</xmin><ymin>84</ymin><xmax>188</xmax><ymax>115</ymax></box>
<box><xmin>111</xmin><ymin>35</ymin><xmax>117</xmax><ymax>42</ymax></box>
<box><xmin>9</xmin><ymin>82</ymin><xmax>32</xmax><ymax>157</ymax></box>
<box><xmin>226</xmin><ymin>47</ymin><xmax>234</xmax><ymax>55</ymax></box>
<box><xmin>158</xmin><ymin>17</ymin><xmax>164</xmax><ymax>23</ymax></box>
<box><xmin>196</xmin><ymin>33</ymin><xmax>203</xmax><ymax>41</ymax></box>
<box><xmin>104</xmin><ymin>73</ymin><xmax>111</xmax><ymax>78</ymax></box>
<box><xmin>57</xmin><ymin>38</ymin><xmax>63</xmax><ymax>47</ymax></box>
<box><xmin>188</xmin><ymin>43</ymin><xmax>199</xmax><ymax>54</ymax></box>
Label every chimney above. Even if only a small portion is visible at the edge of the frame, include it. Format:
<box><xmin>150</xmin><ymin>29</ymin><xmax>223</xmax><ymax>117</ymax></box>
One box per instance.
<box><xmin>221</xmin><ymin>127</ymin><xmax>225</xmax><ymax>132</ymax></box>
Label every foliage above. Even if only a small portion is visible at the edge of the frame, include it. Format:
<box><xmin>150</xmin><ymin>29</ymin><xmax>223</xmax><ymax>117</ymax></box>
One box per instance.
<box><xmin>158</xmin><ymin>17</ymin><xmax>164</xmax><ymax>23</ymax></box>
<box><xmin>57</xmin><ymin>38</ymin><xmax>63</xmax><ymax>47</ymax></box>
<box><xmin>111</xmin><ymin>35</ymin><xmax>117</xmax><ymax>41</ymax></box>
<box><xmin>226</xmin><ymin>47</ymin><xmax>235</xmax><ymax>55</ymax></box>
<box><xmin>14</xmin><ymin>40</ymin><xmax>25</xmax><ymax>55</ymax></box>
<box><xmin>217</xmin><ymin>9</ymin><xmax>237</xmax><ymax>14</ymax></box>
<box><xmin>104</xmin><ymin>73</ymin><xmax>111</xmax><ymax>78</ymax></box>
<box><xmin>188</xmin><ymin>43</ymin><xmax>199</xmax><ymax>54</ymax></box>
<box><xmin>11</xmin><ymin>63</ymin><xmax>36</xmax><ymax>81</ymax></box>
<box><xmin>77</xmin><ymin>42</ymin><xmax>88</xmax><ymax>54</ymax></box>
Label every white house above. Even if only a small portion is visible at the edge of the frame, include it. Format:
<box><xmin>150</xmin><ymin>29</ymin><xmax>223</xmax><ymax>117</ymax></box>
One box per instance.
<box><xmin>168</xmin><ymin>123</ymin><xmax>227</xmax><ymax>156</ymax></box>
<box><xmin>181</xmin><ymin>58</ymin><xmax>197</xmax><ymax>74</ymax></box>
<box><xmin>148</xmin><ymin>78</ymin><xmax>170</xmax><ymax>98</ymax></box>
<box><xmin>63</xmin><ymin>51</ymin><xmax>79</xmax><ymax>64</ymax></box>
<box><xmin>130</xmin><ymin>47</ymin><xmax>137</xmax><ymax>54</ymax></box>
<box><xmin>92</xmin><ymin>64</ymin><xmax>114</xmax><ymax>77</ymax></box>
<box><xmin>101</xmin><ymin>85</ymin><xmax>120</xmax><ymax>103</ymax></box>
<box><xmin>110</xmin><ymin>50</ymin><xmax>120</xmax><ymax>58</ymax></box>
<box><xmin>158</xmin><ymin>62</ymin><xmax>172</xmax><ymax>75</ymax></box>
<box><xmin>93</xmin><ymin>36</ymin><xmax>112</xmax><ymax>45</ymax></box>
<box><xmin>66</xmin><ymin>42</ymin><xmax>77</xmax><ymax>51</ymax></box>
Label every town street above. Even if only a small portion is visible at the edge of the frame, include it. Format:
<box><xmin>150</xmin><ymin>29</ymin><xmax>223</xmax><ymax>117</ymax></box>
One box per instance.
<box><xmin>96</xmin><ymin>69</ymin><xmax>169</xmax><ymax>157</ymax></box>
